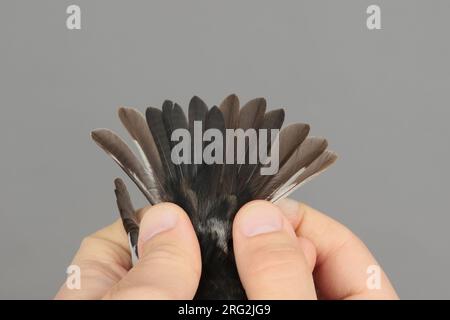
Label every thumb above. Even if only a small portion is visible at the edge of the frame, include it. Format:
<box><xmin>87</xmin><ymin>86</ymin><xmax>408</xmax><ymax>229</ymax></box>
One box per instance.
<box><xmin>104</xmin><ymin>203</ymin><xmax>202</xmax><ymax>299</ymax></box>
<box><xmin>233</xmin><ymin>200</ymin><xmax>317</xmax><ymax>299</ymax></box>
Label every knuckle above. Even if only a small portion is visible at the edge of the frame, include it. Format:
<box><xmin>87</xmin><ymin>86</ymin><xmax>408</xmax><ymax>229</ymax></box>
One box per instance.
<box><xmin>143</xmin><ymin>241</ymin><xmax>186</xmax><ymax>261</ymax></box>
<box><xmin>246</xmin><ymin>242</ymin><xmax>303</xmax><ymax>277</ymax></box>
<box><xmin>80</xmin><ymin>235</ymin><xmax>96</xmax><ymax>248</ymax></box>
<box><xmin>141</xmin><ymin>241</ymin><xmax>201</xmax><ymax>278</ymax></box>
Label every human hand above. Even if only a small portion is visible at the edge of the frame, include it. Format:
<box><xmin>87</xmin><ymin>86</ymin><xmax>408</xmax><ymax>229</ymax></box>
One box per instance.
<box><xmin>232</xmin><ymin>199</ymin><xmax>398</xmax><ymax>299</ymax></box>
<box><xmin>55</xmin><ymin>200</ymin><xmax>398</xmax><ymax>299</ymax></box>
<box><xmin>55</xmin><ymin>203</ymin><xmax>202</xmax><ymax>299</ymax></box>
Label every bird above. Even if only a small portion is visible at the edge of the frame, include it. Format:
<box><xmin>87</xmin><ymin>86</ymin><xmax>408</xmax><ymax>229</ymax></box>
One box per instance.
<box><xmin>90</xmin><ymin>94</ymin><xmax>337</xmax><ymax>299</ymax></box>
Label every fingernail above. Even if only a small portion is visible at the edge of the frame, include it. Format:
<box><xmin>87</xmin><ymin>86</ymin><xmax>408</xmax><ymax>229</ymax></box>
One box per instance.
<box><xmin>240</xmin><ymin>202</ymin><xmax>283</xmax><ymax>237</ymax></box>
<box><xmin>276</xmin><ymin>198</ymin><xmax>299</xmax><ymax>218</ymax></box>
<box><xmin>139</xmin><ymin>206</ymin><xmax>179</xmax><ymax>243</ymax></box>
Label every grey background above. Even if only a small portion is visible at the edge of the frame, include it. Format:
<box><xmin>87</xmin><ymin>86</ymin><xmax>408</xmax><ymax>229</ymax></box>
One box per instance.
<box><xmin>0</xmin><ymin>0</ymin><xmax>449</xmax><ymax>299</ymax></box>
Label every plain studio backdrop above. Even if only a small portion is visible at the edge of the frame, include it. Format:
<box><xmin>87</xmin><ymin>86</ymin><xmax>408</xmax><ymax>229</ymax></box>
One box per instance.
<box><xmin>0</xmin><ymin>0</ymin><xmax>449</xmax><ymax>299</ymax></box>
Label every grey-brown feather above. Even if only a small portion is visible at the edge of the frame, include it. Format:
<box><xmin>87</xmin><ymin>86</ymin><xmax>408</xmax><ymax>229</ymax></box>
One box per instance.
<box><xmin>118</xmin><ymin>107</ymin><xmax>165</xmax><ymax>195</ymax></box>
<box><xmin>114</xmin><ymin>178</ymin><xmax>139</xmax><ymax>252</ymax></box>
<box><xmin>257</xmin><ymin>137</ymin><xmax>328</xmax><ymax>199</ymax></box>
<box><xmin>91</xmin><ymin>129</ymin><xmax>159</xmax><ymax>204</ymax></box>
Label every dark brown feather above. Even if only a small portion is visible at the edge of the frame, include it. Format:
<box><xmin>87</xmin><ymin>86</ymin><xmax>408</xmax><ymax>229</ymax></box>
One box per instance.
<box><xmin>238</xmin><ymin>108</ymin><xmax>285</xmax><ymax>193</ymax></box>
<box><xmin>249</xmin><ymin>123</ymin><xmax>310</xmax><ymax>194</ymax></box>
<box><xmin>238</xmin><ymin>97</ymin><xmax>266</xmax><ymax>131</ymax></box>
<box><xmin>219</xmin><ymin>94</ymin><xmax>239</xmax><ymax>129</ymax></box>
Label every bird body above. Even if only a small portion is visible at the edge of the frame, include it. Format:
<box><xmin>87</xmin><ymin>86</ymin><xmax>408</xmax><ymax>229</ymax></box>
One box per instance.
<box><xmin>91</xmin><ymin>94</ymin><xmax>337</xmax><ymax>299</ymax></box>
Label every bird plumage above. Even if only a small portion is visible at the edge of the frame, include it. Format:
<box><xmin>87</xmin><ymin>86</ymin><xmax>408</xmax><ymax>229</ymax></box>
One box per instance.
<box><xmin>91</xmin><ymin>94</ymin><xmax>337</xmax><ymax>299</ymax></box>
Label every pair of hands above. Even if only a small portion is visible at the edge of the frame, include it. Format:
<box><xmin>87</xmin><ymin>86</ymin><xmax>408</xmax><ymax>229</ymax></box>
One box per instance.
<box><xmin>55</xmin><ymin>199</ymin><xmax>398</xmax><ymax>299</ymax></box>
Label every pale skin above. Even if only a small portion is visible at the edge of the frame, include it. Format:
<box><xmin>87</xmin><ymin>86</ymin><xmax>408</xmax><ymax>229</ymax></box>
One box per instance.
<box><xmin>55</xmin><ymin>199</ymin><xmax>398</xmax><ymax>299</ymax></box>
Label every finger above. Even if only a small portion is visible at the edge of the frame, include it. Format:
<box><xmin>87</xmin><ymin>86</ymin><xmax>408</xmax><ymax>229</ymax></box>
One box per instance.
<box><xmin>233</xmin><ymin>200</ymin><xmax>317</xmax><ymax>300</ymax></box>
<box><xmin>276</xmin><ymin>198</ymin><xmax>398</xmax><ymax>299</ymax></box>
<box><xmin>55</xmin><ymin>219</ymin><xmax>131</xmax><ymax>299</ymax></box>
<box><xmin>104</xmin><ymin>203</ymin><xmax>201</xmax><ymax>300</ymax></box>
<box><xmin>297</xmin><ymin>236</ymin><xmax>316</xmax><ymax>272</ymax></box>
<box><xmin>283</xmin><ymin>207</ymin><xmax>317</xmax><ymax>272</ymax></box>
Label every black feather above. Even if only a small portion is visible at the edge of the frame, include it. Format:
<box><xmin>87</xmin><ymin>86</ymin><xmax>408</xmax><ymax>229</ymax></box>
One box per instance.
<box><xmin>146</xmin><ymin>106</ymin><xmax>176</xmax><ymax>189</ymax></box>
<box><xmin>188</xmin><ymin>96</ymin><xmax>209</xmax><ymax>179</ymax></box>
<box><xmin>172</xmin><ymin>103</ymin><xmax>190</xmax><ymax>179</ymax></box>
<box><xmin>220</xmin><ymin>94</ymin><xmax>240</xmax><ymax>195</ymax></box>
<box><xmin>161</xmin><ymin>100</ymin><xmax>175</xmax><ymax>142</ymax></box>
<box><xmin>195</xmin><ymin>106</ymin><xmax>226</xmax><ymax>198</ymax></box>
<box><xmin>161</xmin><ymin>100</ymin><xmax>186</xmax><ymax>181</ymax></box>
